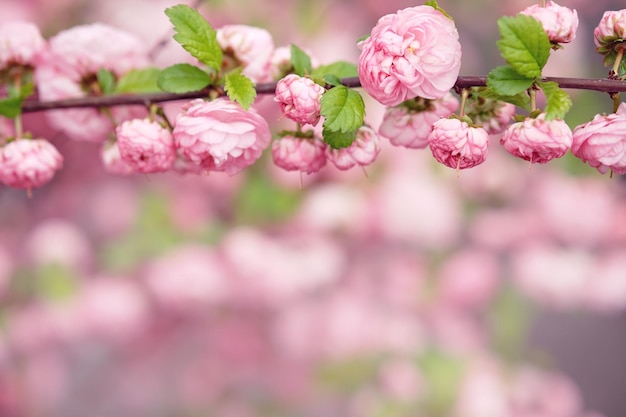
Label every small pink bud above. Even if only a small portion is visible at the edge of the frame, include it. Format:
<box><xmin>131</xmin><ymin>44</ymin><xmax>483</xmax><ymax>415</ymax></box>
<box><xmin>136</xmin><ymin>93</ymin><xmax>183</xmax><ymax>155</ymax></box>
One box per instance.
<box><xmin>379</xmin><ymin>93</ymin><xmax>459</xmax><ymax>149</ymax></box>
<box><xmin>326</xmin><ymin>125</ymin><xmax>381</xmax><ymax>170</ymax></box>
<box><xmin>272</xmin><ymin>135</ymin><xmax>327</xmax><ymax>174</ymax></box>
<box><xmin>594</xmin><ymin>10</ymin><xmax>626</xmax><ymax>46</ymax></box>
<box><xmin>520</xmin><ymin>1</ymin><xmax>579</xmax><ymax>44</ymax></box>
<box><xmin>0</xmin><ymin>138</ymin><xmax>63</xmax><ymax>189</ymax></box>
<box><xmin>500</xmin><ymin>114</ymin><xmax>572</xmax><ymax>164</ymax></box>
<box><xmin>274</xmin><ymin>74</ymin><xmax>325</xmax><ymax>126</ymax></box>
<box><xmin>217</xmin><ymin>25</ymin><xmax>274</xmax><ymax>83</ymax></box>
<box><xmin>428</xmin><ymin>118</ymin><xmax>489</xmax><ymax>169</ymax></box>
<box><xmin>116</xmin><ymin>118</ymin><xmax>176</xmax><ymax>173</ymax></box>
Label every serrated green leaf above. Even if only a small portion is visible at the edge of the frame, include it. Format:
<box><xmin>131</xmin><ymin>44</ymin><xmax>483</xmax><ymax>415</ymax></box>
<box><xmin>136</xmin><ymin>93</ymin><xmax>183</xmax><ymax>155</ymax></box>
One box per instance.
<box><xmin>486</xmin><ymin>65</ymin><xmax>535</xmax><ymax>96</ymax></box>
<box><xmin>224</xmin><ymin>70</ymin><xmax>256</xmax><ymax>110</ymax></box>
<box><xmin>323</xmin><ymin>74</ymin><xmax>342</xmax><ymax>87</ymax></box>
<box><xmin>310</xmin><ymin>61</ymin><xmax>358</xmax><ymax>79</ymax></box>
<box><xmin>164</xmin><ymin>4</ymin><xmax>222</xmax><ymax>71</ymax></box>
<box><xmin>320</xmin><ymin>86</ymin><xmax>365</xmax><ymax>133</ymax></box>
<box><xmin>290</xmin><ymin>44</ymin><xmax>312</xmax><ymax>76</ymax></box>
<box><xmin>0</xmin><ymin>97</ymin><xmax>23</xmax><ymax>118</ymax></box>
<box><xmin>115</xmin><ymin>68</ymin><xmax>161</xmax><ymax>93</ymax></box>
<box><xmin>323</xmin><ymin>128</ymin><xmax>356</xmax><ymax>149</ymax></box>
<box><xmin>478</xmin><ymin>87</ymin><xmax>530</xmax><ymax>110</ymax></box>
<box><xmin>537</xmin><ymin>80</ymin><xmax>572</xmax><ymax>120</ymax></box>
<box><xmin>497</xmin><ymin>14</ymin><xmax>551</xmax><ymax>78</ymax></box>
<box><xmin>157</xmin><ymin>63</ymin><xmax>212</xmax><ymax>93</ymax></box>
<box><xmin>97</xmin><ymin>69</ymin><xmax>116</xmax><ymax>94</ymax></box>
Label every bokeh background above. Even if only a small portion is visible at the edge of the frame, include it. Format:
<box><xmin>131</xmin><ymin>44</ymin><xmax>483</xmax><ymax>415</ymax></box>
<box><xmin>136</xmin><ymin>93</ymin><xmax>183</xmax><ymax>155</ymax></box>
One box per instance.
<box><xmin>1</xmin><ymin>0</ymin><xmax>626</xmax><ymax>416</ymax></box>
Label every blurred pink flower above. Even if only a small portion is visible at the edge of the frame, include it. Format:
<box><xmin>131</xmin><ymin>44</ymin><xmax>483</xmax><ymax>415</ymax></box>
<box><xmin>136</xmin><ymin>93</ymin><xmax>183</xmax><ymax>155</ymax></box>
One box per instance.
<box><xmin>510</xmin><ymin>368</ymin><xmax>583</xmax><ymax>417</ymax></box>
<box><xmin>454</xmin><ymin>359</ymin><xmax>509</xmax><ymax>417</ymax></box>
<box><xmin>429</xmin><ymin>118</ymin><xmax>489</xmax><ymax>169</ymax></box>
<box><xmin>271</xmin><ymin>134</ymin><xmax>327</xmax><ymax>174</ymax></box>
<box><xmin>358</xmin><ymin>5</ymin><xmax>462</xmax><ymax>105</ymax></box>
<box><xmin>378</xmin><ymin>359</ymin><xmax>423</xmax><ymax>401</ymax></box>
<box><xmin>0</xmin><ymin>138</ymin><xmax>63</xmax><ymax>189</ymax></box>
<box><xmin>436</xmin><ymin>249</ymin><xmax>500</xmax><ymax>310</ymax></box>
<box><xmin>100</xmin><ymin>141</ymin><xmax>134</xmax><ymax>175</ymax></box>
<box><xmin>326</xmin><ymin>125</ymin><xmax>381</xmax><ymax>170</ymax></box>
<box><xmin>594</xmin><ymin>9</ymin><xmax>626</xmax><ymax>46</ymax></box>
<box><xmin>571</xmin><ymin>104</ymin><xmax>626</xmax><ymax>174</ymax></box>
<box><xmin>481</xmin><ymin>102</ymin><xmax>516</xmax><ymax>135</ymax></box>
<box><xmin>35</xmin><ymin>23</ymin><xmax>149</xmax><ymax>142</ymax></box>
<box><xmin>217</xmin><ymin>24</ymin><xmax>274</xmax><ymax>83</ymax></box>
<box><xmin>269</xmin><ymin>45</ymin><xmax>319</xmax><ymax>80</ymax></box>
<box><xmin>378</xmin><ymin>93</ymin><xmax>459</xmax><ymax>149</ymax></box>
<box><xmin>143</xmin><ymin>245</ymin><xmax>231</xmax><ymax>311</ymax></box>
<box><xmin>520</xmin><ymin>1</ymin><xmax>579</xmax><ymax>44</ymax></box>
<box><xmin>500</xmin><ymin>114</ymin><xmax>572</xmax><ymax>164</ymax></box>
<box><xmin>0</xmin><ymin>21</ymin><xmax>45</xmax><ymax>68</ymax></box>
<box><xmin>274</xmin><ymin>74</ymin><xmax>325</xmax><ymax>126</ymax></box>
<box><xmin>585</xmin><ymin>250</ymin><xmax>626</xmax><ymax>313</ymax></box>
<box><xmin>0</xmin><ymin>117</ymin><xmax>14</xmax><ymax>141</ymax></box>
<box><xmin>116</xmin><ymin>118</ymin><xmax>176</xmax><ymax>173</ymax></box>
<box><xmin>173</xmin><ymin>98</ymin><xmax>271</xmax><ymax>176</ymax></box>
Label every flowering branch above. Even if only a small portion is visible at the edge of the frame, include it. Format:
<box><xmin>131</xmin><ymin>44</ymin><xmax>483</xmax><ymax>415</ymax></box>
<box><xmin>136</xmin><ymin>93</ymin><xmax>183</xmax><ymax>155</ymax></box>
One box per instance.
<box><xmin>19</xmin><ymin>76</ymin><xmax>626</xmax><ymax>113</ymax></box>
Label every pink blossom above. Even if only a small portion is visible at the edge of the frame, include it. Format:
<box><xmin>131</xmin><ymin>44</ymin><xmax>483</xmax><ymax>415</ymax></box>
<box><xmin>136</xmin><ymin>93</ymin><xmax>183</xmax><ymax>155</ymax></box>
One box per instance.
<box><xmin>479</xmin><ymin>102</ymin><xmax>516</xmax><ymax>135</ymax></box>
<box><xmin>35</xmin><ymin>24</ymin><xmax>149</xmax><ymax>142</ymax></box>
<box><xmin>594</xmin><ymin>10</ymin><xmax>626</xmax><ymax>46</ymax></box>
<box><xmin>428</xmin><ymin>118</ymin><xmax>489</xmax><ymax>169</ymax></box>
<box><xmin>326</xmin><ymin>125</ymin><xmax>381</xmax><ymax>170</ymax></box>
<box><xmin>100</xmin><ymin>141</ymin><xmax>134</xmax><ymax>175</ymax></box>
<box><xmin>571</xmin><ymin>104</ymin><xmax>626</xmax><ymax>174</ymax></box>
<box><xmin>500</xmin><ymin>114</ymin><xmax>572</xmax><ymax>164</ymax></box>
<box><xmin>217</xmin><ymin>24</ymin><xmax>274</xmax><ymax>83</ymax></box>
<box><xmin>585</xmin><ymin>250</ymin><xmax>626</xmax><ymax>313</ymax></box>
<box><xmin>271</xmin><ymin>134</ymin><xmax>327</xmax><ymax>174</ymax></box>
<box><xmin>378</xmin><ymin>93</ymin><xmax>459</xmax><ymax>149</ymax></box>
<box><xmin>274</xmin><ymin>74</ymin><xmax>325</xmax><ymax>126</ymax></box>
<box><xmin>0</xmin><ymin>21</ymin><xmax>45</xmax><ymax>68</ymax></box>
<box><xmin>0</xmin><ymin>138</ymin><xmax>63</xmax><ymax>189</ymax></box>
<box><xmin>358</xmin><ymin>5</ymin><xmax>462</xmax><ymax>106</ymax></box>
<box><xmin>116</xmin><ymin>118</ymin><xmax>176</xmax><ymax>173</ymax></box>
<box><xmin>173</xmin><ymin>98</ymin><xmax>271</xmax><ymax>176</ymax></box>
<box><xmin>520</xmin><ymin>1</ymin><xmax>579</xmax><ymax>44</ymax></box>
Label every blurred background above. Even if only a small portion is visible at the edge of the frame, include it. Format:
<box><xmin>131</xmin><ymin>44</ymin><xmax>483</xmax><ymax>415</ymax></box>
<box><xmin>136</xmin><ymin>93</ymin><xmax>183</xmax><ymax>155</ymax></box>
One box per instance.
<box><xmin>1</xmin><ymin>0</ymin><xmax>626</xmax><ymax>416</ymax></box>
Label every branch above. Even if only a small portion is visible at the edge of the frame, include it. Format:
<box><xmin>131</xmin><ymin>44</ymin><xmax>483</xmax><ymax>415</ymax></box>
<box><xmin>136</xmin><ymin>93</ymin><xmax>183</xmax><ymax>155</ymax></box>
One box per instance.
<box><xmin>20</xmin><ymin>76</ymin><xmax>626</xmax><ymax>113</ymax></box>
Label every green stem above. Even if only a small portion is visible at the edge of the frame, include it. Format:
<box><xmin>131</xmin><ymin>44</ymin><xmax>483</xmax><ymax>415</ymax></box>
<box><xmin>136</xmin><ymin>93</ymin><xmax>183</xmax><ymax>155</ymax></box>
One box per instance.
<box><xmin>612</xmin><ymin>92</ymin><xmax>621</xmax><ymax>113</ymax></box>
<box><xmin>459</xmin><ymin>89</ymin><xmax>469</xmax><ymax>117</ymax></box>
<box><xmin>529</xmin><ymin>89</ymin><xmax>537</xmax><ymax>112</ymax></box>
<box><xmin>13</xmin><ymin>74</ymin><xmax>23</xmax><ymax>138</ymax></box>
<box><xmin>612</xmin><ymin>49</ymin><xmax>624</xmax><ymax>77</ymax></box>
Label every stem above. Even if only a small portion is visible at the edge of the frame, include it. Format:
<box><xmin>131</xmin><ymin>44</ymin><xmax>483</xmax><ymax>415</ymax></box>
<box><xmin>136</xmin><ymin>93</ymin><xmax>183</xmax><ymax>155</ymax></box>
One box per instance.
<box><xmin>459</xmin><ymin>88</ymin><xmax>469</xmax><ymax>117</ymax></box>
<box><xmin>612</xmin><ymin>49</ymin><xmax>624</xmax><ymax>77</ymax></box>
<box><xmin>539</xmin><ymin>0</ymin><xmax>546</xmax><ymax>7</ymax></box>
<box><xmin>530</xmin><ymin>89</ymin><xmax>537</xmax><ymax>112</ymax></box>
<box><xmin>18</xmin><ymin>76</ymin><xmax>626</xmax><ymax>114</ymax></box>
<box><xmin>612</xmin><ymin>92</ymin><xmax>621</xmax><ymax>113</ymax></box>
<box><xmin>13</xmin><ymin>73</ymin><xmax>23</xmax><ymax>138</ymax></box>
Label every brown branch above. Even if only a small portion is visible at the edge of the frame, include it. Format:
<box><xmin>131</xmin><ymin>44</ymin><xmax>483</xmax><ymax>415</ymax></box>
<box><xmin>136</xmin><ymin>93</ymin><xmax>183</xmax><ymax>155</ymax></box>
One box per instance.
<box><xmin>20</xmin><ymin>76</ymin><xmax>626</xmax><ymax>113</ymax></box>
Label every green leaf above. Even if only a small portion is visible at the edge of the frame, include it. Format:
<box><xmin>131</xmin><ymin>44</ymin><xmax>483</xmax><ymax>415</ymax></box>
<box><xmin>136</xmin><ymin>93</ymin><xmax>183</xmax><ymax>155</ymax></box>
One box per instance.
<box><xmin>497</xmin><ymin>14</ymin><xmax>551</xmax><ymax>79</ymax></box>
<box><xmin>290</xmin><ymin>44</ymin><xmax>312</xmax><ymax>76</ymax></box>
<box><xmin>224</xmin><ymin>70</ymin><xmax>256</xmax><ymax>110</ymax></box>
<box><xmin>323</xmin><ymin>128</ymin><xmax>357</xmax><ymax>149</ymax></box>
<box><xmin>157</xmin><ymin>63</ymin><xmax>212</xmax><ymax>93</ymax></box>
<box><xmin>537</xmin><ymin>80</ymin><xmax>572</xmax><ymax>120</ymax></box>
<box><xmin>323</xmin><ymin>74</ymin><xmax>342</xmax><ymax>87</ymax></box>
<box><xmin>477</xmin><ymin>87</ymin><xmax>530</xmax><ymax>110</ymax></box>
<box><xmin>425</xmin><ymin>0</ymin><xmax>453</xmax><ymax>20</ymax></box>
<box><xmin>320</xmin><ymin>86</ymin><xmax>365</xmax><ymax>133</ymax></box>
<box><xmin>486</xmin><ymin>65</ymin><xmax>535</xmax><ymax>96</ymax></box>
<box><xmin>97</xmin><ymin>69</ymin><xmax>116</xmax><ymax>94</ymax></box>
<box><xmin>310</xmin><ymin>61</ymin><xmax>358</xmax><ymax>79</ymax></box>
<box><xmin>0</xmin><ymin>97</ymin><xmax>23</xmax><ymax>118</ymax></box>
<box><xmin>164</xmin><ymin>4</ymin><xmax>222</xmax><ymax>71</ymax></box>
<box><xmin>115</xmin><ymin>68</ymin><xmax>161</xmax><ymax>93</ymax></box>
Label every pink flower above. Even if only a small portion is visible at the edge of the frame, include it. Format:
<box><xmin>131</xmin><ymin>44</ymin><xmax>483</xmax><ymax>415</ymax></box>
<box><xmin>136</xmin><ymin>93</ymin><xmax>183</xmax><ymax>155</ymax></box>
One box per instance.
<box><xmin>358</xmin><ymin>5</ymin><xmax>462</xmax><ymax>106</ymax></box>
<box><xmin>500</xmin><ymin>114</ymin><xmax>572</xmax><ymax>164</ymax></box>
<box><xmin>520</xmin><ymin>1</ymin><xmax>579</xmax><ymax>44</ymax></box>
<box><xmin>571</xmin><ymin>104</ymin><xmax>626</xmax><ymax>174</ymax></box>
<box><xmin>173</xmin><ymin>98</ymin><xmax>271</xmax><ymax>176</ymax></box>
<box><xmin>0</xmin><ymin>138</ymin><xmax>63</xmax><ymax>189</ymax></box>
<box><xmin>378</xmin><ymin>93</ymin><xmax>459</xmax><ymax>149</ymax></box>
<box><xmin>0</xmin><ymin>21</ymin><xmax>45</xmax><ymax>68</ymax></box>
<box><xmin>594</xmin><ymin>10</ymin><xmax>626</xmax><ymax>46</ymax></box>
<box><xmin>274</xmin><ymin>74</ymin><xmax>325</xmax><ymax>126</ymax></box>
<box><xmin>428</xmin><ymin>118</ymin><xmax>489</xmax><ymax>169</ymax></box>
<box><xmin>272</xmin><ymin>134</ymin><xmax>327</xmax><ymax>174</ymax></box>
<box><xmin>116</xmin><ymin>118</ymin><xmax>176</xmax><ymax>173</ymax></box>
<box><xmin>101</xmin><ymin>141</ymin><xmax>134</xmax><ymax>175</ymax></box>
<box><xmin>326</xmin><ymin>125</ymin><xmax>381</xmax><ymax>170</ymax></box>
<box><xmin>35</xmin><ymin>24</ymin><xmax>149</xmax><ymax>142</ymax></box>
<box><xmin>475</xmin><ymin>101</ymin><xmax>516</xmax><ymax>135</ymax></box>
<box><xmin>217</xmin><ymin>24</ymin><xmax>274</xmax><ymax>83</ymax></box>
